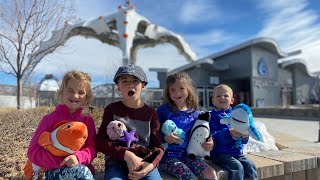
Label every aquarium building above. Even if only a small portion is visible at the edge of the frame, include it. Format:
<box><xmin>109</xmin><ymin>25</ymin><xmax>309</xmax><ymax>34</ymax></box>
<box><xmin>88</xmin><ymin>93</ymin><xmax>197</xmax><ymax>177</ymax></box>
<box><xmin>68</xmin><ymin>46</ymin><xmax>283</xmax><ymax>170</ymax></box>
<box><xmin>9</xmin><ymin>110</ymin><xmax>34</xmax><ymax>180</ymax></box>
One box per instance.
<box><xmin>152</xmin><ymin>37</ymin><xmax>319</xmax><ymax>109</ymax></box>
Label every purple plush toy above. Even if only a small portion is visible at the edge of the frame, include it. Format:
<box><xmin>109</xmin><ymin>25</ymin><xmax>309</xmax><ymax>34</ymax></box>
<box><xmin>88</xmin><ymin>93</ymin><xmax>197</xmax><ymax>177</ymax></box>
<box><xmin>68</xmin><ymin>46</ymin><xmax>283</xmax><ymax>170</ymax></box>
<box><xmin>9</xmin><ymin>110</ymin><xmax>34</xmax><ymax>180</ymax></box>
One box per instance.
<box><xmin>107</xmin><ymin>120</ymin><xmax>138</xmax><ymax>147</ymax></box>
<box><xmin>119</xmin><ymin>130</ymin><xmax>138</xmax><ymax>147</ymax></box>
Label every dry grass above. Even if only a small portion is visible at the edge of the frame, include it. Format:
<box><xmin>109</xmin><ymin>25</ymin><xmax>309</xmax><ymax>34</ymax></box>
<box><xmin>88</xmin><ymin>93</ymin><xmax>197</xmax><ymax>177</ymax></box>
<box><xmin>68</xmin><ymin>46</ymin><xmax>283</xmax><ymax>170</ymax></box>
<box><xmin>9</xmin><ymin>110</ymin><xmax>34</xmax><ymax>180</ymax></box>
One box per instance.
<box><xmin>0</xmin><ymin>107</ymin><xmax>105</xmax><ymax>180</ymax></box>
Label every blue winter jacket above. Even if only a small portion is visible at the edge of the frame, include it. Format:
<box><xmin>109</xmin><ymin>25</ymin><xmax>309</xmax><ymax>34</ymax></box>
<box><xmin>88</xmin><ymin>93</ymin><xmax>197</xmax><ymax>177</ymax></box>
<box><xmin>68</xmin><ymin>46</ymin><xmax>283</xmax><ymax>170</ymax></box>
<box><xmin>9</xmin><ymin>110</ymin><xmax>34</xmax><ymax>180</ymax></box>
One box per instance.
<box><xmin>209</xmin><ymin>107</ymin><xmax>249</xmax><ymax>157</ymax></box>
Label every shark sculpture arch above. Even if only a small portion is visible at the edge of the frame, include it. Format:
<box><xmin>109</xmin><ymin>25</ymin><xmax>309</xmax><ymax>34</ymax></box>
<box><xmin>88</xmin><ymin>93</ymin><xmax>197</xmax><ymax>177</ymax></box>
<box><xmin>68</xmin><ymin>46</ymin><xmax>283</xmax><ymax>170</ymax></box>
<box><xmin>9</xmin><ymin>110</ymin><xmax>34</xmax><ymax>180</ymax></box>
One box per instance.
<box><xmin>31</xmin><ymin>1</ymin><xmax>197</xmax><ymax>66</ymax></box>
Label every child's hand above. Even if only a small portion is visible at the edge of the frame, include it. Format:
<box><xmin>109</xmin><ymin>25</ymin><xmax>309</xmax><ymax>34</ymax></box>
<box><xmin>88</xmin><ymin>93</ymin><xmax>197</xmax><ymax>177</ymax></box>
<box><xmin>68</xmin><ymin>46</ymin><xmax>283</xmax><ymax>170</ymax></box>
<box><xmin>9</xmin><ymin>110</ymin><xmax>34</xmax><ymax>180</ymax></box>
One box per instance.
<box><xmin>164</xmin><ymin>133</ymin><xmax>182</xmax><ymax>144</ymax></box>
<box><xmin>124</xmin><ymin>150</ymin><xmax>143</xmax><ymax>173</ymax></box>
<box><xmin>60</xmin><ymin>154</ymin><xmax>79</xmax><ymax>167</ymax></box>
<box><xmin>201</xmin><ymin>137</ymin><xmax>214</xmax><ymax>151</ymax></box>
<box><xmin>242</xmin><ymin>133</ymin><xmax>248</xmax><ymax>139</ymax></box>
<box><xmin>128</xmin><ymin>161</ymin><xmax>154</xmax><ymax>180</ymax></box>
<box><xmin>229</xmin><ymin>128</ymin><xmax>248</xmax><ymax>140</ymax></box>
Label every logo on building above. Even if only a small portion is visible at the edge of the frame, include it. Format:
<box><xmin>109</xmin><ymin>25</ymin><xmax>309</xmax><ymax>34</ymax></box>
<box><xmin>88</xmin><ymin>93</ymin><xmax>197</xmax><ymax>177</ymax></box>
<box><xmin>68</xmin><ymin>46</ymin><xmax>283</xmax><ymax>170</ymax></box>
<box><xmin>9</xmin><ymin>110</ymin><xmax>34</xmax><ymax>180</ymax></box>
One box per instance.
<box><xmin>258</xmin><ymin>58</ymin><xmax>269</xmax><ymax>77</ymax></box>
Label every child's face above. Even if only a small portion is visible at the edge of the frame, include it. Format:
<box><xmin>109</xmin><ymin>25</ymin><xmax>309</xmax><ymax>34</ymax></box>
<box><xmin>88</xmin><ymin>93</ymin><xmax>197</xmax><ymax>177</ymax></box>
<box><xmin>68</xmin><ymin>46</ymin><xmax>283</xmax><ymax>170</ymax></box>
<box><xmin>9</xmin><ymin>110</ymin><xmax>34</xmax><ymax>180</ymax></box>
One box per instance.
<box><xmin>211</xmin><ymin>87</ymin><xmax>234</xmax><ymax>110</ymax></box>
<box><xmin>117</xmin><ymin>75</ymin><xmax>145</xmax><ymax>101</ymax></box>
<box><xmin>62</xmin><ymin>78</ymin><xmax>87</xmax><ymax>113</ymax></box>
<box><xmin>168</xmin><ymin>80</ymin><xmax>188</xmax><ymax>107</ymax></box>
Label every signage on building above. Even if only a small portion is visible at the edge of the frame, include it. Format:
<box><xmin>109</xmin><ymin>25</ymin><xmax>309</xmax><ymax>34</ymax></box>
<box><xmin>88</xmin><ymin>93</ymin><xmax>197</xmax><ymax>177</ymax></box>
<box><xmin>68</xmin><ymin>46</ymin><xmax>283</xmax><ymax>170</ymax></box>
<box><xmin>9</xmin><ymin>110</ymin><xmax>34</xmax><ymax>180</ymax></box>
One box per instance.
<box><xmin>253</xmin><ymin>77</ymin><xmax>278</xmax><ymax>88</ymax></box>
<box><xmin>210</xmin><ymin>76</ymin><xmax>219</xmax><ymax>85</ymax></box>
<box><xmin>258</xmin><ymin>58</ymin><xmax>269</xmax><ymax>77</ymax></box>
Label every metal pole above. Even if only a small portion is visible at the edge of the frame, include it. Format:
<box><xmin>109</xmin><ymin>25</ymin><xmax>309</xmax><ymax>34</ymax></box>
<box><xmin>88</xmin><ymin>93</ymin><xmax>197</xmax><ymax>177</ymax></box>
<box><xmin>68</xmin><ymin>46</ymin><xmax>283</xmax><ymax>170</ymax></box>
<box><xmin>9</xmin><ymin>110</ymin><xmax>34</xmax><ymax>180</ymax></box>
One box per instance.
<box><xmin>318</xmin><ymin>75</ymin><xmax>320</xmax><ymax>142</ymax></box>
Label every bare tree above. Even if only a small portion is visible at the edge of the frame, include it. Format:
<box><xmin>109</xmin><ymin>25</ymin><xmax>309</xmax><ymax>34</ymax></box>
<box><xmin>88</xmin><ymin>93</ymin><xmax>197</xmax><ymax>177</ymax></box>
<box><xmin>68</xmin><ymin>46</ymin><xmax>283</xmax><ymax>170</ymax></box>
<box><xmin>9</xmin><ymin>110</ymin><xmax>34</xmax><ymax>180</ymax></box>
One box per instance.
<box><xmin>0</xmin><ymin>0</ymin><xmax>75</xmax><ymax>109</ymax></box>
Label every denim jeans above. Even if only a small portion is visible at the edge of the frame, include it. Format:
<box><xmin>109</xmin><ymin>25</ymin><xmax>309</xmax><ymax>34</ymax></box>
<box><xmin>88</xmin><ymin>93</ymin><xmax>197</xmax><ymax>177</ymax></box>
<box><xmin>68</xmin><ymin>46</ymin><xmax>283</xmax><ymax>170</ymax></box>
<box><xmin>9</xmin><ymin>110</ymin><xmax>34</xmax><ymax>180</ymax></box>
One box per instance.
<box><xmin>104</xmin><ymin>161</ymin><xmax>162</xmax><ymax>180</ymax></box>
<box><xmin>212</xmin><ymin>154</ymin><xmax>257</xmax><ymax>180</ymax></box>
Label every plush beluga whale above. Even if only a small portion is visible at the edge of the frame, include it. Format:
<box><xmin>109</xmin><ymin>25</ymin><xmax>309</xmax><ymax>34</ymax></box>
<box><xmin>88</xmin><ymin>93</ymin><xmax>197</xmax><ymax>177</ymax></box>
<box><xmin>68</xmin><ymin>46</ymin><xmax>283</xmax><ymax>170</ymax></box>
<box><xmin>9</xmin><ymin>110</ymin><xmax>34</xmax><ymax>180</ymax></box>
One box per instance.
<box><xmin>220</xmin><ymin>104</ymin><xmax>261</xmax><ymax>148</ymax></box>
<box><xmin>161</xmin><ymin>120</ymin><xmax>186</xmax><ymax>149</ymax></box>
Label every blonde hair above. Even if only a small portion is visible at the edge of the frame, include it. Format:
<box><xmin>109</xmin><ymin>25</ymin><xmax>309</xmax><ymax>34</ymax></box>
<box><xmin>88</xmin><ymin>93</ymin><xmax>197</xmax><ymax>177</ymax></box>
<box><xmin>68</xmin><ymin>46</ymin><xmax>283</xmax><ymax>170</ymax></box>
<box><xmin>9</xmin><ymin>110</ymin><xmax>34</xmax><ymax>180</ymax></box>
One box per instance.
<box><xmin>213</xmin><ymin>84</ymin><xmax>233</xmax><ymax>97</ymax></box>
<box><xmin>163</xmin><ymin>72</ymin><xmax>198</xmax><ymax>112</ymax></box>
<box><xmin>55</xmin><ymin>71</ymin><xmax>93</xmax><ymax>107</ymax></box>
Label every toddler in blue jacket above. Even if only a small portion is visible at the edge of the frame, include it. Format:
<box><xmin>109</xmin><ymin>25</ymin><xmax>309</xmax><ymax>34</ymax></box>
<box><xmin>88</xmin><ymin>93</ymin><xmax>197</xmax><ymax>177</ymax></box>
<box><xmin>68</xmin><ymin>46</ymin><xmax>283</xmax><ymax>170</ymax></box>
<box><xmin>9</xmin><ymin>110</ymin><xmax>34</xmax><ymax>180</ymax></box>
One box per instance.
<box><xmin>209</xmin><ymin>84</ymin><xmax>257</xmax><ymax>180</ymax></box>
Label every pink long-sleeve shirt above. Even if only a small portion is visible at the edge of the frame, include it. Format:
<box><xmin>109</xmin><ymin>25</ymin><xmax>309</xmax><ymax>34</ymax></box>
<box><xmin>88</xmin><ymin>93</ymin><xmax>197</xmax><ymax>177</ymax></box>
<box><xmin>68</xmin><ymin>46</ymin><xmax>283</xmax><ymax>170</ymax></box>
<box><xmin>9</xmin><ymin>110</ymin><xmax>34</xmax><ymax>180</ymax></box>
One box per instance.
<box><xmin>27</xmin><ymin>104</ymin><xmax>97</xmax><ymax>174</ymax></box>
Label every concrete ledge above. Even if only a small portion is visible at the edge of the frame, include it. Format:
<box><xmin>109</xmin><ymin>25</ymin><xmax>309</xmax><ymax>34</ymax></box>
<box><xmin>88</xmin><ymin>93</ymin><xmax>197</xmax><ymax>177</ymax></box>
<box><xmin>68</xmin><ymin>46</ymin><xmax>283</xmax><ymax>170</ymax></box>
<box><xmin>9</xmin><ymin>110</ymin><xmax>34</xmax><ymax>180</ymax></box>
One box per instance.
<box><xmin>251</xmin><ymin>150</ymin><xmax>318</xmax><ymax>173</ymax></box>
<box><xmin>246</xmin><ymin>154</ymin><xmax>284</xmax><ymax>179</ymax></box>
<box><xmin>251</xmin><ymin>107</ymin><xmax>319</xmax><ymax>121</ymax></box>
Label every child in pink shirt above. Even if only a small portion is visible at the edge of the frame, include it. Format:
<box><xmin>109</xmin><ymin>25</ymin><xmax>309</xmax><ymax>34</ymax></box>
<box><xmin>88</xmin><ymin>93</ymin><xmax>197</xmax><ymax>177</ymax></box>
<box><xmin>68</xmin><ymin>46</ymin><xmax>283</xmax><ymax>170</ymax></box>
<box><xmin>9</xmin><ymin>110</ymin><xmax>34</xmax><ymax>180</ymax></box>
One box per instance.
<box><xmin>27</xmin><ymin>71</ymin><xmax>97</xmax><ymax>180</ymax></box>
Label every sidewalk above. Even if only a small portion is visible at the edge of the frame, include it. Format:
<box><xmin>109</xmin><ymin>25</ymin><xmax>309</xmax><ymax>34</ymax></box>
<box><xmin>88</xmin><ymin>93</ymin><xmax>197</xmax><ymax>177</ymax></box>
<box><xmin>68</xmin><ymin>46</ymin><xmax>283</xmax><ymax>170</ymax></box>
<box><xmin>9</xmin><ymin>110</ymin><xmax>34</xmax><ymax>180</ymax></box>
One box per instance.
<box><xmin>255</xmin><ymin>117</ymin><xmax>319</xmax><ymax>142</ymax></box>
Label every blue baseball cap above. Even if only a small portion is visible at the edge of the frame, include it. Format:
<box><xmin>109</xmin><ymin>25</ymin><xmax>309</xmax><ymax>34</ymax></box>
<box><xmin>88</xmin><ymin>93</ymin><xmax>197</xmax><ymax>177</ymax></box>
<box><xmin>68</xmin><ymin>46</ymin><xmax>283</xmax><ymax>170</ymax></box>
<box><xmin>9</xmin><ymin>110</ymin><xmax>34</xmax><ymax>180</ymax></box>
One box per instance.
<box><xmin>113</xmin><ymin>64</ymin><xmax>148</xmax><ymax>85</ymax></box>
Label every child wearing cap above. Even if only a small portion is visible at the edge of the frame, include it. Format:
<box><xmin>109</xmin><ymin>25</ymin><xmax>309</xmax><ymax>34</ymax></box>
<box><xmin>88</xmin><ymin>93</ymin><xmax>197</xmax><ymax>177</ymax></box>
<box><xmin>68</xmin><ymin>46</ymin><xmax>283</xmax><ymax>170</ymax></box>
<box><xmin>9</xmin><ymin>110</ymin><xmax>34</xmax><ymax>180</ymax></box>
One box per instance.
<box><xmin>96</xmin><ymin>64</ymin><xmax>164</xmax><ymax>180</ymax></box>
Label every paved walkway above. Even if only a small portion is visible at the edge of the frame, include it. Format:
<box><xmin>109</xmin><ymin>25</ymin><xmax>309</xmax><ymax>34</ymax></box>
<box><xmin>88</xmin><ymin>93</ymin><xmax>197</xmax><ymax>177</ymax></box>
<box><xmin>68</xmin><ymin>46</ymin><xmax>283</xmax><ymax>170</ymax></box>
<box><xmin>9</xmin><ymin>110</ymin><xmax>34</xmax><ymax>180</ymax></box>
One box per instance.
<box><xmin>255</xmin><ymin>117</ymin><xmax>320</xmax><ymax>142</ymax></box>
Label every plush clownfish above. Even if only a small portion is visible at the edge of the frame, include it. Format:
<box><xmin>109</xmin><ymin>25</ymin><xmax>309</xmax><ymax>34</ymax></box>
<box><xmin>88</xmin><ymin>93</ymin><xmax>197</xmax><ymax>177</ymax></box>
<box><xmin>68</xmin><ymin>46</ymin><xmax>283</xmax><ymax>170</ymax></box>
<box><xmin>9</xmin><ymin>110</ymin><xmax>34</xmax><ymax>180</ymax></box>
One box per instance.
<box><xmin>24</xmin><ymin>120</ymin><xmax>88</xmax><ymax>180</ymax></box>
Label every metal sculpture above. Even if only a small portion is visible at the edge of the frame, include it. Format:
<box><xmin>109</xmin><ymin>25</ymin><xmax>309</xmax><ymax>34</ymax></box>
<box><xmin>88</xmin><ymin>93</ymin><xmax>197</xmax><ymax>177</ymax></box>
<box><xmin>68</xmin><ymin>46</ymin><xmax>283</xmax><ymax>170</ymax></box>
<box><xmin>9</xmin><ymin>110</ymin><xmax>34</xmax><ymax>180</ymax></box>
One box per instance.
<box><xmin>31</xmin><ymin>0</ymin><xmax>197</xmax><ymax>66</ymax></box>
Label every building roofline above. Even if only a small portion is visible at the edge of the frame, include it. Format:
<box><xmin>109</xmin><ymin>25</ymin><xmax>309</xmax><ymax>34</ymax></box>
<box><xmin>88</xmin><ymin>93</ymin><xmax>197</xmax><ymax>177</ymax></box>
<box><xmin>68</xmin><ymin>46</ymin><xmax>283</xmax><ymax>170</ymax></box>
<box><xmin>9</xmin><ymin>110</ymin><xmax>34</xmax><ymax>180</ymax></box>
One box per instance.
<box><xmin>205</xmin><ymin>37</ymin><xmax>293</xmax><ymax>60</ymax></box>
<box><xmin>169</xmin><ymin>37</ymin><xmax>298</xmax><ymax>74</ymax></box>
<box><xmin>280</xmin><ymin>58</ymin><xmax>319</xmax><ymax>78</ymax></box>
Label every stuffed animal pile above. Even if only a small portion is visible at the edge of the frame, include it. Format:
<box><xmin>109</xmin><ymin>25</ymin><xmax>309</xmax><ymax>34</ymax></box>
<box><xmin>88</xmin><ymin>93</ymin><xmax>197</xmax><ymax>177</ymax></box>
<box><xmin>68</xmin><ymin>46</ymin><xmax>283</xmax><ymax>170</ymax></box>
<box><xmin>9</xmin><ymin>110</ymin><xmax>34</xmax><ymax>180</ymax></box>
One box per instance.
<box><xmin>187</xmin><ymin>111</ymin><xmax>211</xmax><ymax>159</ymax></box>
<box><xmin>161</xmin><ymin>119</ymin><xmax>185</xmax><ymax>149</ymax></box>
<box><xmin>107</xmin><ymin>120</ymin><xmax>163</xmax><ymax>163</ymax></box>
<box><xmin>24</xmin><ymin>120</ymin><xmax>88</xmax><ymax>180</ymax></box>
<box><xmin>220</xmin><ymin>103</ymin><xmax>261</xmax><ymax>148</ymax></box>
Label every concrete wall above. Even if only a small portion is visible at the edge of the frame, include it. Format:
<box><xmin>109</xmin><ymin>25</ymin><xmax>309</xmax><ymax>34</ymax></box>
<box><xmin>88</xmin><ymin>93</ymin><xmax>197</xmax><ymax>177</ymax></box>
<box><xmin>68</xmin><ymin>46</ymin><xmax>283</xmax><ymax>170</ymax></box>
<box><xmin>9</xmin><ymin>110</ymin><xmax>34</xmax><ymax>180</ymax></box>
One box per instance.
<box><xmin>216</xmin><ymin>47</ymin><xmax>252</xmax><ymax>80</ymax></box>
<box><xmin>0</xmin><ymin>95</ymin><xmax>36</xmax><ymax>108</ymax></box>
<box><xmin>251</xmin><ymin>46</ymin><xmax>282</xmax><ymax>107</ymax></box>
<box><xmin>186</xmin><ymin>66</ymin><xmax>217</xmax><ymax>86</ymax></box>
<box><xmin>292</xmin><ymin>67</ymin><xmax>318</xmax><ymax>104</ymax></box>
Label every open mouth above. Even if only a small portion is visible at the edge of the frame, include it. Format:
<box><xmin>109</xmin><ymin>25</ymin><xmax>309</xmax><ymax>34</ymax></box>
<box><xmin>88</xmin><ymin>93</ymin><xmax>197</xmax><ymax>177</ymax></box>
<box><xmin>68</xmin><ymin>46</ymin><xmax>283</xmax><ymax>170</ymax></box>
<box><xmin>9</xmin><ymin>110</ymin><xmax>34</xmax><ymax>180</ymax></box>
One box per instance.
<box><xmin>70</xmin><ymin>99</ymin><xmax>79</xmax><ymax>104</ymax></box>
<box><xmin>232</xmin><ymin>117</ymin><xmax>246</xmax><ymax>123</ymax></box>
<box><xmin>128</xmin><ymin>91</ymin><xmax>135</xmax><ymax>96</ymax></box>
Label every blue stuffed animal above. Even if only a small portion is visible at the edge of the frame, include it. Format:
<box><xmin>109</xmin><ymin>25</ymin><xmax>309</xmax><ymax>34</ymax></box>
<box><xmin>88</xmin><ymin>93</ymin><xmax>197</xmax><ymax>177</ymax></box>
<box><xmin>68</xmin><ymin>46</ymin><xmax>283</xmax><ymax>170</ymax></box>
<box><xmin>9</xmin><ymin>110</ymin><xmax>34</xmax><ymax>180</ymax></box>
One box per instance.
<box><xmin>161</xmin><ymin>120</ymin><xmax>185</xmax><ymax>149</ymax></box>
<box><xmin>220</xmin><ymin>103</ymin><xmax>261</xmax><ymax>148</ymax></box>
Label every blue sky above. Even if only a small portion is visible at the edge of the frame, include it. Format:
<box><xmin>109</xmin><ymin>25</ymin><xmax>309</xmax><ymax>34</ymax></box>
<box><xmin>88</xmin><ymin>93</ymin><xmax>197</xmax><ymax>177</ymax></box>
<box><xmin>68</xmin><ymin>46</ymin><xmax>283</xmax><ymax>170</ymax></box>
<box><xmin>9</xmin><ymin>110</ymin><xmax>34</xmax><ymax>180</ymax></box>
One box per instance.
<box><xmin>1</xmin><ymin>0</ymin><xmax>320</xmax><ymax>90</ymax></box>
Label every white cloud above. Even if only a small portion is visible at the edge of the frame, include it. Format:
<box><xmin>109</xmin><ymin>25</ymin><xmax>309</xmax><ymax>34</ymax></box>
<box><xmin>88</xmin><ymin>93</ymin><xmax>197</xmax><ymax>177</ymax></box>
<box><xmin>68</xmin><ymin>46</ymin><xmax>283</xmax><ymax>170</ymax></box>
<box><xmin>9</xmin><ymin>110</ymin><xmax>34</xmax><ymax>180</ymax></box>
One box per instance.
<box><xmin>256</xmin><ymin>0</ymin><xmax>320</xmax><ymax>72</ymax></box>
<box><xmin>186</xmin><ymin>30</ymin><xmax>235</xmax><ymax>56</ymax></box>
<box><xmin>179</xmin><ymin>0</ymin><xmax>220</xmax><ymax>24</ymax></box>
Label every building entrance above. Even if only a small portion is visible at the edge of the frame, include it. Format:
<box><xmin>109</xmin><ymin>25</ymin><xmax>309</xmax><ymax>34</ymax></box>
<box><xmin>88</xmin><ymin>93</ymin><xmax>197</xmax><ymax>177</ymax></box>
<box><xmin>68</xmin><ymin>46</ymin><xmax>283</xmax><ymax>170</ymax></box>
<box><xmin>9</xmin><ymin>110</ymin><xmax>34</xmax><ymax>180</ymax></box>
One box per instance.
<box><xmin>197</xmin><ymin>86</ymin><xmax>214</xmax><ymax>110</ymax></box>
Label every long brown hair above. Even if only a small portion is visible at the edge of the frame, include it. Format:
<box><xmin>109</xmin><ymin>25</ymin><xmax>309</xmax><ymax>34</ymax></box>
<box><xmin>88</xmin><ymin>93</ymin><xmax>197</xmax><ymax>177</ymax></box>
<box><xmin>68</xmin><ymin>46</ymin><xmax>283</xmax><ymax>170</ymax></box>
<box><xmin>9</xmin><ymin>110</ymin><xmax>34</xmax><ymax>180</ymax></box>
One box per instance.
<box><xmin>55</xmin><ymin>70</ymin><xmax>93</xmax><ymax>107</ymax></box>
<box><xmin>163</xmin><ymin>72</ymin><xmax>198</xmax><ymax>112</ymax></box>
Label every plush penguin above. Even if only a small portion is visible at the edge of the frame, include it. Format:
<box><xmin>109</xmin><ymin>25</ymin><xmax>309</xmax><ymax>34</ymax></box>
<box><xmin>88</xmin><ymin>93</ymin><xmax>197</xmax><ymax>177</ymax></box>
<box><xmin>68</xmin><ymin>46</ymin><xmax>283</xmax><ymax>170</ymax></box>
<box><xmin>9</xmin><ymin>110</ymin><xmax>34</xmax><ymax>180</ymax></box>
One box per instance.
<box><xmin>220</xmin><ymin>103</ymin><xmax>261</xmax><ymax>148</ymax></box>
<box><xmin>187</xmin><ymin>111</ymin><xmax>212</xmax><ymax>159</ymax></box>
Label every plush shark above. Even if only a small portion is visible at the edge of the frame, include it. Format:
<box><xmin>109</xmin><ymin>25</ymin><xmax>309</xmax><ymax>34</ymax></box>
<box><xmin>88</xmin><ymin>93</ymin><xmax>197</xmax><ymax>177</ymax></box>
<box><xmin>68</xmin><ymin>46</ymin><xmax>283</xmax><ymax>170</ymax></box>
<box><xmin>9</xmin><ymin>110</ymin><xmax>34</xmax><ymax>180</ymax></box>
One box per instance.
<box><xmin>221</xmin><ymin>104</ymin><xmax>261</xmax><ymax>143</ymax></box>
